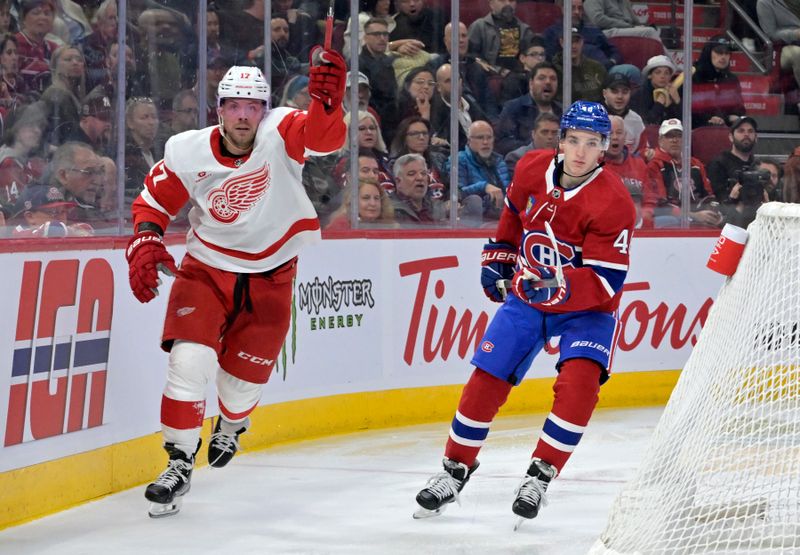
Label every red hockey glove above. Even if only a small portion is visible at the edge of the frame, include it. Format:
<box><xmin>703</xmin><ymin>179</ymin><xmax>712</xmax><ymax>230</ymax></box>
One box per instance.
<box><xmin>480</xmin><ymin>241</ymin><xmax>518</xmax><ymax>302</ymax></box>
<box><xmin>126</xmin><ymin>230</ymin><xmax>178</xmax><ymax>303</ymax></box>
<box><xmin>511</xmin><ymin>266</ymin><xmax>569</xmax><ymax>307</ymax></box>
<box><xmin>309</xmin><ymin>47</ymin><xmax>346</xmax><ymax>114</ymax></box>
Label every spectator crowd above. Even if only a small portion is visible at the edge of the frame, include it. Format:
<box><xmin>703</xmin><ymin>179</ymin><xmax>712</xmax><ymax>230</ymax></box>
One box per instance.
<box><xmin>1</xmin><ymin>0</ymin><xmax>799</xmax><ymax>237</ymax></box>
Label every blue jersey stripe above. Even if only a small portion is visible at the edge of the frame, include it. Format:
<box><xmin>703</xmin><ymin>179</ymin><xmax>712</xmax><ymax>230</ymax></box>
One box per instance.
<box><xmin>542</xmin><ymin>417</ymin><xmax>583</xmax><ymax>447</ymax></box>
<box><xmin>451</xmin><ymin>416</ymin><xmax>491</xmax><ymax>442</ymax></box>
<box><xmin>590</xmin><ymin>265</ymin><xmax>626</xmax><ymax>294</ymax></box>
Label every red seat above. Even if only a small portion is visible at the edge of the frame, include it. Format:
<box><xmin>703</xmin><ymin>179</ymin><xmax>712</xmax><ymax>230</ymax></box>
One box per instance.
<box><xmin>608</xmin><ymin>36</ymin><xmax>666</xmax><ymax>70</ymax></box>
<box><xmin>691</xmin><ymin>126</ymin><xmax>731</xmax><ymax>166</ymax></box>
<box><xmin>517</xmin><ymin>2</ymin><xmax>563</xmax><ymax>34</ymax></box>
<box><xmin>459</xmin><ymin>4</ymin><xmax>488</xmax><ymax>26</ymax></box>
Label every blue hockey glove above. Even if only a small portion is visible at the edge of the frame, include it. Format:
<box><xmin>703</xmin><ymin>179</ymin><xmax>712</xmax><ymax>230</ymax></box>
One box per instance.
<box><xmin>480</xmin><ymin>241</ymin><xmax>518</xmax><ymax>302</ymax></box>
<box><xmin>511</xmin><ymin>266</ymin><xmax>569</xmax><ymax>307</ymax></box>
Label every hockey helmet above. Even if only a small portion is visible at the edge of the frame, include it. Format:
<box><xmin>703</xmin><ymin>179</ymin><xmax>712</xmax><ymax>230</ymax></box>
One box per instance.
<box><xmin>217</xmin><ymin>66</ymin><xmax>271</xmax><ymax>105</ymax></box>
<box><xmin>560</xmin><ymin>101</ymin><xmax>611</xmax><ymax>149</ymax></box>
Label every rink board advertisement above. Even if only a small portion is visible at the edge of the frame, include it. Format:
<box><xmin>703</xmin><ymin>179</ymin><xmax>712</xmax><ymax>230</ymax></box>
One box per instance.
<box><xmin>0</xmin><ymin>236</ymin><xmax>722</xmax><ymax>474</ymax></box>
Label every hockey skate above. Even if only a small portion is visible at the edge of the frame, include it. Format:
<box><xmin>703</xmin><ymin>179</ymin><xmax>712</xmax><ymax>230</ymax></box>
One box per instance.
<box><xmin>512</xmin><ymin>457</ymin><xmax>557</xmax><ymax>531</ymax></box>
<box><xmin>208</xmin><ymin>416</ymin><xmax>250</xmax><ymax>468</ymax></box>
<box><xmin>413</xmin><ymin>458</ymin><xmax>479</xmax><ymax>519</ymax></box>
<box><xmin>145</xmin><ymin>441</ymin><xmax>199</xmax><ymax>518</ymax></box>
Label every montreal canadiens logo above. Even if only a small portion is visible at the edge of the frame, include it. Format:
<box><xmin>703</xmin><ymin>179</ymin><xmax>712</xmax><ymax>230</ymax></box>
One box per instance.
<box><xmin>481</xmin><ymin>341</ymin><xmax>494</xmax><ymax>353</ymax></box>
<box><xmin>208</xmin><ymin>164</ymin><xmax>270</xmax><ymax>223</ymax></box>
<box><xmin>522</xmin><ymin>231</ymin><xmax>576</xmax><ymax>268</ymax></box>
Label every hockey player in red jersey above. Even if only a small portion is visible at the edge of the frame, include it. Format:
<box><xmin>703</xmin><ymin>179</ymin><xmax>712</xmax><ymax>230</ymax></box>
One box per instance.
<box><xmin>414</xmin><ymin>101</ymin><xmax>636</xmax><ymax>528</ymax></box>
<box><xmin>125</xmin><ymin>48</ymin><xmax>347</xmax><ymax>517</ymax></box>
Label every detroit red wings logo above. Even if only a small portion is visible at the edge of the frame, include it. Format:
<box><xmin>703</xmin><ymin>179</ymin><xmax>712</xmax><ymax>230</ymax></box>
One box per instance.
<box><xmin>207</xmin><ymin>164</ymin><xmax>270</xmax><ymax>223</ymax></box>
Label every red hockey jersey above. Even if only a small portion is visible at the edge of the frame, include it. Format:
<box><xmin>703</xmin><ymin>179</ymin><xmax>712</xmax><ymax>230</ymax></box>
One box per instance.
<box><xmin>496</xmin><ymin>150</ymin><xmax>636</xmax><ymax>313</ymax></box>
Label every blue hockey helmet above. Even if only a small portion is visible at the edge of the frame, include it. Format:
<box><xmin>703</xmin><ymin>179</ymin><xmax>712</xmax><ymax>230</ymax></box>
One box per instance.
<box><xmin>560</xmin><ymin>101</ymin><xmax>611</xmax><ymax>149</ymax></box>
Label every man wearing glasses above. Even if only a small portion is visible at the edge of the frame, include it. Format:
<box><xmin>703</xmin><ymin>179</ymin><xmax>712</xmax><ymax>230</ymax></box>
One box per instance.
<box><xmin>48</xmin><ymin>141</ymin><xmax>107</xmax><ymax>225</ymax></box>
<box><xmin>360</xmin><ymin>18</ymin><xmax>399</xmax><ymax>135</ymax></box>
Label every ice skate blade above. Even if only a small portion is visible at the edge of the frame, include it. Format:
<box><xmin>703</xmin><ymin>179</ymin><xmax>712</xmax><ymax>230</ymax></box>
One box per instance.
<box><xmin>412</xmin><ymin>504</ymin><xmax>448</xmax><ymax>519</ymax></box>
<box><xmin>148</xmin><ymin>497</ymin><xmax>183</xmax><ymax>518</ymax></box>
<box><xmin>513</xmin><ymin>516</ymin><xmax>527</xmax><ymax>531</ymax></box>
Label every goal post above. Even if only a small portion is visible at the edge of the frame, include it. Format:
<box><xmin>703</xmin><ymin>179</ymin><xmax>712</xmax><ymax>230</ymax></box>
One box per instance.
<box><xmin>590</xmin><ymin>203</ymin><xmax>800</xmax><ymax>554</ymax></box>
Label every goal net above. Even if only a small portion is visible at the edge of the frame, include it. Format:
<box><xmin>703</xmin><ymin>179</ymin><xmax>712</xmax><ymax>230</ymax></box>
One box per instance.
<box><xmin>590</xmin><ymin>203</ymin><xmax>800</xmax><ymax>554</ymax></box>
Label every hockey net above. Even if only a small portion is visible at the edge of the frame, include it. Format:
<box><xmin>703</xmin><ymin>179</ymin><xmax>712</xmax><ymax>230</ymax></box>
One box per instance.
<box><xmin>590</xmin><ymin>203</ymin><xmax>800</xmax><ymax>554</ymax></box>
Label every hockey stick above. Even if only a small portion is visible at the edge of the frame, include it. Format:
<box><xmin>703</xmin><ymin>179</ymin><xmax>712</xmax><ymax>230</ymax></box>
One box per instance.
<box><xmin>495</xmin><ymin>221</ymin><xmax>564</xmax><ymax>299</ymax></box>
<box><xmin>324</xmin><ymin>0</ymin><xmax>334</xmax><ymax>50</ymax></box>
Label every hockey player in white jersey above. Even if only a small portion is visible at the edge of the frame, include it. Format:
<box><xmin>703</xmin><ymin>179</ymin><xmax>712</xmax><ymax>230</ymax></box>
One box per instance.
<box><xmin>125</xmin><ymin>48</ymin><xmax>347</xmax><ymax>517</ymax></box>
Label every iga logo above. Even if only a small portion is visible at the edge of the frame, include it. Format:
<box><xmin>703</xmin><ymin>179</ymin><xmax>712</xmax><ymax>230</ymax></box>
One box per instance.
<box><xmin>4</xmin><ymin>259</ymin><xmax>113</xmax><ymax>446</ymax></box>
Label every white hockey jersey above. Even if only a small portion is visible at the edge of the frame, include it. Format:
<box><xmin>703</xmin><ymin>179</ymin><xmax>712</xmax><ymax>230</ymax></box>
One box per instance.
<box><xmin>133</xmin><ymin>106</ymin><xmax>345</xmax><ymax>273</ymax></box>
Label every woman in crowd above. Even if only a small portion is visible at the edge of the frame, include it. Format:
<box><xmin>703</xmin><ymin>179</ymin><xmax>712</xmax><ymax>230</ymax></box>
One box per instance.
<box><xmin>325</xmin><ymin>179</ymin><xmax>396</xmax><ymax>229</ymax></box>
<box><xmin>279</xmin><ymin>74</ymin><xmax>310</xmax><ymax>110</ymax></box>
<box><xmin>0</xmin><ymin>33</ymin><xmax>31</xmax><ymax>127</ymax></box>
<box><xmin>692</xmin><ymin>35</ymin><xmax>745</xmax><ymax>128</ymax></box>
<box><xmin>396</xmin><ymin>66</ymin><xmax>436</xmax><ymax>123</ymax></box>
<box><xmin>0</xmin><ymin>101</ymin><xmax>47</xmax><ymax>210</ymax></box>
<box><xmin>340</xmin><ymin>109</ymin><xmax>394</xmax><ymax>191</ymax></box>
<box><xmin>124</xmin><ymin>96</ymin><xmax>160</xmax><ymax>211</ymax></box>
<box><xmin>41</xmin><ymin>44</ymin><xmax>87</xmax><ymax>144</ymax></box>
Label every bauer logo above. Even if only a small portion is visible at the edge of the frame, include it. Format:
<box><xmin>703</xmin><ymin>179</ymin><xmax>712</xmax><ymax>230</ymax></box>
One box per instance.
<box><xmin>4</xmin><ymin>259</ymin><xmax>114</xmax><ymax>446</ymax></box>
<box><xmin>296</xmin><ymin>276</ymin><xmax>375</xmax><ymax>332</ymax></box>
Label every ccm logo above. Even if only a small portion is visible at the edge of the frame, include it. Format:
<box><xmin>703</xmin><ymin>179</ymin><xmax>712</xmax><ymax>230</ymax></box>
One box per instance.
<box><xmin>237</xmin><ymin>351</ymin><xmax>274</xmax><ymax>366</ymax></box>
<box><xmin>481</xmin><ymin>251</ymin><xmax>517</xmax><ymax>263</ymax></box>
<box><xmin>481</xmin><ymin>341</ymin><xmax>494</xmax><ymax>353</ymax></box>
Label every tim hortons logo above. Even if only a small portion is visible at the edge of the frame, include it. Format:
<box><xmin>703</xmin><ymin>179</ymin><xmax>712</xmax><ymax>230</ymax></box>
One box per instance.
<box><xmin>398</xmin><ymin>256</ymin><xmax>714</xmax><ymax>365</ymax></box>
<box><xmin>207</xmin><ymin>163</ymin><xmax>270</xmax><ymax>224</ymax></box>
<box><xmin>5</xmin><ymin>259</ymin><xmax>113</xmax><ymax>446</ymax></box>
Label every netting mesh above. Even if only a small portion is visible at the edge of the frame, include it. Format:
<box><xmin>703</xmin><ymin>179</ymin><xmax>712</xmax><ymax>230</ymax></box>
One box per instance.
<box><xmin>590</xmin><ymin>203</ymin><xmax>800</xmax><ymax>555</ymax></box>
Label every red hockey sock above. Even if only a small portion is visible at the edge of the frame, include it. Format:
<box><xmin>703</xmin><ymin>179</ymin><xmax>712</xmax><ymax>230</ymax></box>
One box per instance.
<box><xmin>444</xmin><ymin>368</ymin><xmax>513</xmax><ymax>467</ymax></box>
<box><xmin>218</xmin><ymin>398</ymin><xmax>257</xmax><ymax>422</ymax></box>
<box><xmin>161</xmin><ymin>395</ymin><xmax>206</xmax><ymax>431</ymax></box>
<box><xmin>532</xmin><ymin>358</ymin><xmax>601</xmax><ymax>473</ymax></box>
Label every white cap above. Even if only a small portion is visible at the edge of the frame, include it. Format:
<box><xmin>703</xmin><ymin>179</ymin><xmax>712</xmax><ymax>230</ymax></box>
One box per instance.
<box><xmin>643</xmin><ymin>54</ymin><xmax>677</xmax><ymax>77</ymax></box>
<box><xmin>217</xmin><ymin>66</ymin><xmax>271</xmax><ymax>103</ymax></box>
<box><xmin>659</xmin><ymin>118</ymin><xmax>683</xmax><ymax>136</ymax></box>
<box><xmin>347</xmin><ymin>71</ymin><xmax>371</xmax><ymax>89</ymax></box>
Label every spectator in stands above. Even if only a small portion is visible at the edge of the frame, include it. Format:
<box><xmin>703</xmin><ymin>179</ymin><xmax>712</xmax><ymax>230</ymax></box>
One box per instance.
<box><xmin>16</xmin><ymin>0</ymin><xmax>58</xmax><ymax>95</ymax></box>
<box><xmin>206</xmin><ymin>2</ymin><xmax>223</xmax><ymax>61</ymax></box>
<box><xmin>692</xmin><ymin>35</ymin><xmax>745</xmax><ymax>128</ymax></box>
<box><xmin>0</xmin><ymin>101</ymin><xmax>47</xmax><ymax>210</ymax></box>
<box><xmin>553</xmin><ymin>27</ymin><xmax>607</xmax><ymax>103</ymax></box>
<box><xmin>468</xmin><ymin>0</ymin><xmax>535</xmax><ymax>73</ymax></box>
<box><xmin>500</xmin><ymin>37</ymin><xmax>547</xmax><ymax>105</ymax></box>
<box><xmin>397</xmin><ymin>66</ymin><xmax>435</xmax><ymax>122</ymax></box>
<box><xmin>758</xmin><ymin>158</ymin><xmax>784</xmax><ymax>201</ymax></box>
<box><xmin>392</xmin><ymin>152</ymin><xmax>443</xmax><ymax>224</ymax></box>
<box><xmin>496</xmin><ymin>61</ymin><xmax>561</xmax><ymax>154</ymax></box>
<box><xmin>360</xmin><ymin>17</ymin><xmax>399</xmax><ymax>138</ymax></box>
<box><xmin>193</xmin><ymin>52</ymin><xmax>227</xmax><ymax>127</ymax></box>
<box><xmin>630</xmin><ymin>54</ymin><xmax>682</xmax><ymax>125</ymax></box>
<box><xmin>389</xmin><ymin>116</ymin><xmax>448</xmax><ymax>192</ymax></box>
<box><xmin>783</xmin><ymin>152</ymin><xmax>800</xmax><ymax>203</ymax></box>
<box><xmin>65</xmin><ymin>87</ymin><xmax>112</xmax><ymax>156</ymax></box>
<box><xmin>343</xmin><ymin>71</ymin><xmax>377</xmax><ymax>119</ymax></box>
<box><xmin>91</xmin><ymin>40</ymin><xmax>138</xmax><ymax>99</ymax></box>
<box><xmin>342</xmin><ymin>109</ymin><xmax>394</xmax><ymax>188</ymax></box>
<box><xmin>428</xmin><ymin>21</ymin><xmax>497</xmax><ymax>118</ymax></box>
<box><xmin>251</xmin><ymin>16</ymin><xmax>303</xmax><ymax>103</ymax></box>
<box><xmin>429</xmin><ymin>62</ymin><xmax>488</xmax><ymax>148</ymax></box>
<box><xmin>272</xmin><ymin>0</ymin><xmax>320</xmax><ymax>61</ymax></box>
<box><xmin>545</xmin><ymin>0</ymin><xmax>624</xmax><ymax>72</ymax></box>
<box><xmin>124</xmin><ymin>96</ymin><xmax>160</xmax><ymax>210</ymax></box>
<box><xmin>390</xmin><ymin>0</ymin><xmax>446</xmax><ymax>54</ymax></box>
<box><xmin>448</xmin><ymin>119</ymin><xmax>510</xmax><ymax>224</ymax></box>
<box><xmin>325</xmin><ymin>179</ymin><xmax>396</xmax><ymax>229</ymax></box>
<box><xmin>602</xmin><ymin>72</ymin><xmax>645</xmax><ymax>152</ymax></box>
<box><xmin>344</xmin><ymin>0</ymin><xmax>396</xmax><ymax>53</ymax></box>
<box><xmin>644</xmin><ymin>118</ymin><xmax>722</xmax><ymax>228</ymax></box>
<box><xmin>218</xmin><ymin>0</ymin><xmax>267</xmax><ymax>62</ymax></box>
<box><xmin>756</xmin><ymin>0</ymin><xmax>800</xmax><ymax>93</ymax></box>
<box><xmin>155</xmin><ymin>89</ymin><xmax>198</xmax><ymax>148</ymax></box>
<box><xmin>41</xmin><ymin>44</ymin><xmax>87</xmax><ymax>144</ymax></box>
<box><xmin>0</xmin><ymin>33</ymin><xmax>30</xmax><ymax>126</ymax></box>
<box><xmin>53</xmin><ymin>1</ymin><xmax>91</xmax><ymax>45</ymax></box>
<box><xmin>10</xmin><ymin>183</ymin><xmax>94</xmax><ymax>237</ymax></box>
<box><xmin>278</xmin><ymin>74</ymin><xmax>310</xmax><ymax>110</ymax></box>
<box><xmin>584</xmin><ymin>0</ymin><xmax>661</xmax><ymax>41</ymax></box>
<box><xmin>604</xmin><ymin>114</ymin><xmax>648</xmax><ymax>227</ymax></box>
<box><xmin>82</xmin><ymin>0</ymin><xmax>118</xmax><ymax>91</ymax></box>
<box><xmin>0</xmin><ymin>0</ymin><xmax>13</xmax><ymax>35</ymax></box>
<box><xmin>505</xmin><ymin>112</ymin><xmax>561</xmax><ymax>175</ymax></box>
<box><xmin>707</xmin><ymin>115</ymin><xmax>764</xmax><ymax>227</ymax></box>
<box><xmin>136</xmin><ymin>8</ymin><xmax>197</xmax><ymax>109</ymax></box>
<box><xmin>48</xmin><ymin>140</ymin><xmax>107</xmax><ymax>223</ymax></box>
